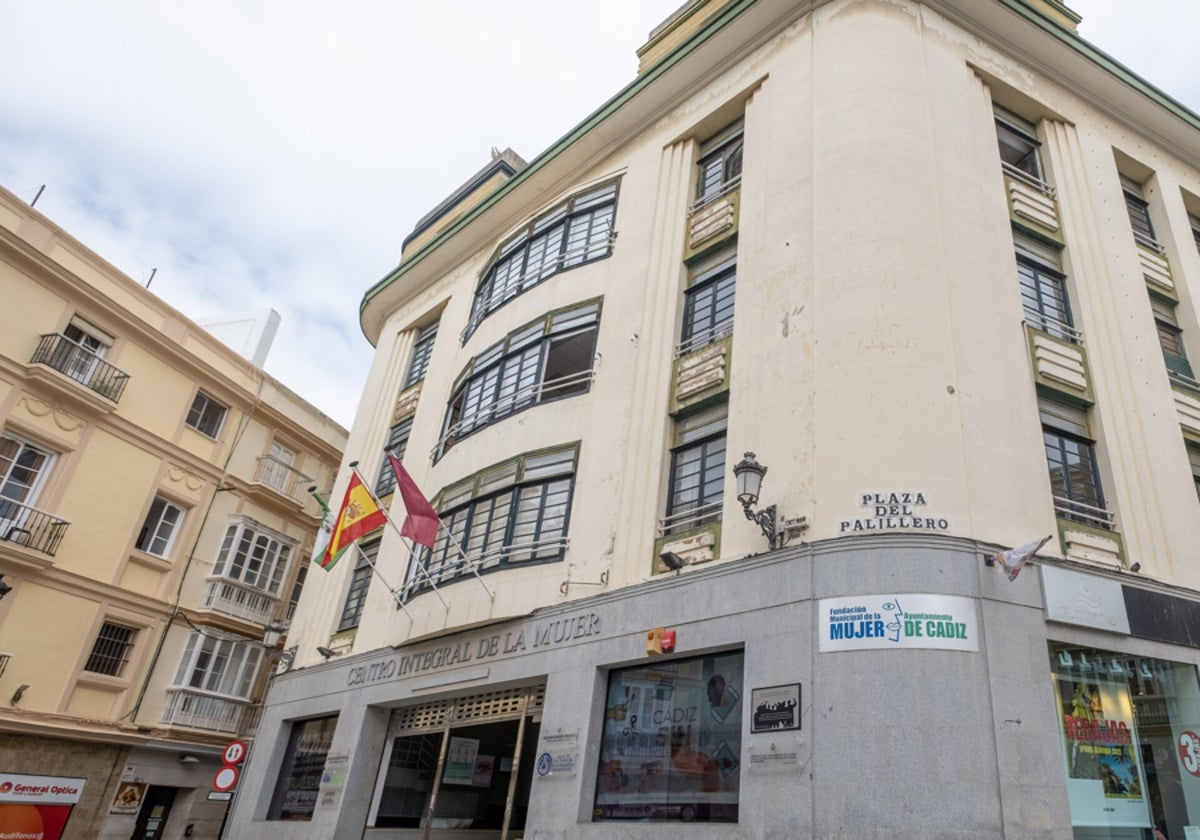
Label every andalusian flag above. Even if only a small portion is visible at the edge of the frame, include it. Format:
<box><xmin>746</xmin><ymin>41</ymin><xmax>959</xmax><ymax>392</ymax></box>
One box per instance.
<box><xmin>320</xmin><ymin>473</ymin><xmax>386</xmax><ymax>571</ymax></box>
<box><xmin>310</xmin><ymin>489</ymin><xmax>333</xmax><ymax>566</ymax></box>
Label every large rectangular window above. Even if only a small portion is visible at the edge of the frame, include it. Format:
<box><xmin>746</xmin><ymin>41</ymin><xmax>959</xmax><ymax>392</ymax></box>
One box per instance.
<box><xmin>211</xmin><ymin>520</ymin><xmax>295</xmax><ymax>595</ymax></box>
<box><xmin>1122</xmin><ymin>175</ymin><xmax>1160</xmax><ymax>250</ymax></box>
<box><xmin>1016</xmin><ymin>234</ymin><xmax>1077</xmax><ymax>343</ymax></box>
<box><xmin>1049</xmin><ymin>642</ymin><xmax>1200</xmax><ymax>839</ymax></box>
<box><xmin>994</xmin><ymin>105</ymin><xmax>1046</xmax><ymax>186</ymax></box>
<box><xmin>338</xmin><ymin>538</ymin><xmax>378</xmax><ymax>631</ymax></box>
<box><xmin>403</xmin><ymin>320</ymin><xmax>439</xmax><ymax>389</ymax></box>
<box><xmin>172</xmin><ymin>632</ymin><xmax>262</xmax><ymax>699</ymax></box>
<box><xmin>440</xmin><ymin>302</ymin><xmax>599</xmax><ymax>456</ymax></box>
<box><xmin>466</xmin><ymin>183</ymin><xmax>617</xmax><ymax>339</ymax></box>
<box><xmin>375</xmin><ymin>417</ymin><xmax>413</xmax><ymax>496</ymax></box>
<box><xmin>595</xmin><ymin>650</ymin><xmax>743</xmax><ymax>822</ymax></box>
<box><xmin>680</xmin><ymin>250</ymin><xmax>736</xmax><ymax>355</ymax></box>
<box><xmin>695</xmin><ymin>121</ymin><xmax>743</xmax><ymax>207</ymax></box>
<box><xmin>663</xmin><ymin>404</ymin><xmax>727</xmax><ymax>536</ymax></box>
<box><xmin>407</xmin><ymin>446</ymin><xmax>576</xmax><ymax>595</ymax></box>
<box><xmin>83</xmin><ymin>621</ymin><xmax>136</xmax><ymax>677</ymax></box>
<box><xmin>1151</xmin><ymin>297</ymin><xmax>1195</xmax><ymax>382</ymax></box>
<box><xmin>269</xmin><ymin>715</ymin><xmax>338</xmax><ymax>821</ymax></box>
<box><xmin>1041</xmin><ymin>399</ymin><xmax>1111</xmax><ymax>529</ymax></box>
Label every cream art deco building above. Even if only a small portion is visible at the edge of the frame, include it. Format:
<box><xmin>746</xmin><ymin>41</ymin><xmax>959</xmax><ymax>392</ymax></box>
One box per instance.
<box><xmin>0</xmin><ymin>185</ymin><xmax>346</xmax><ymax>839</ymax></box>
<box><xmin>230</xmin><ymin>0</ymin><xmax>1200</xmax><ymax>837</ymax></box>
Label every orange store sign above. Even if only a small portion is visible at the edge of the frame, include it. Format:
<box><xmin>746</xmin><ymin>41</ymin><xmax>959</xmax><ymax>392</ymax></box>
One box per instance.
<box><xmin>0</xmin><ymin>773</ymin><xmax>86</xmax><ymax>840</ymax></box>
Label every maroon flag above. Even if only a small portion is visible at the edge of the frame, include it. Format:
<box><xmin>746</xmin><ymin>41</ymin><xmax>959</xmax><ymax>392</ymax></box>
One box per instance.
<box><xmin>389</xmin><ymin>455</ymin><xmax>440</xmax><ymax>547</ymax></box>
<box><xmin>993</xmin><ymin>535</ymin><xmax>1052</xmax><ymax>582</ymax></box>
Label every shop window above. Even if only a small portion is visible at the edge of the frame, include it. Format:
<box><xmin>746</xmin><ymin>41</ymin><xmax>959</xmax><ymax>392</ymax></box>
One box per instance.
<box><xmin>370</xmin><ymin>686</ymin><xmax>544</xmax><ymax>831</ymax></box>
<box><xmin>338</xmin><ymin>538</ymin><xmax>378</xmax><ymax>631</ymax></box>
<box><xmin>994</xmin><ymin>105</ymin><xmax>1046</xmax><ymax>186</ymax></box>
<box><xmin>404</xmin><ymin>320</ymin><xmax>440</xmax><ymax>389</ymax></box>
<box><xmin>1040</xmin><ymin>398</ymin><xmax>1111</xmax><ymax>529</ymax></box>
<box><xmin>465</xmin><ymin>182</ymin><xmax>617</xmax><ymax>340</ymax></box>
<box><xmin>83</xmin><ymin>621</ymin><xmax>137</xmax><ymax>677</ymax></box>
<box><xmin>680</xmin><ymin>250</ymin><xmax>736</xmax><ymax>355</ymax></box>
<box><xmin>663</xmin><ymin>404</ymin><xmax>727</xmax><ymax>535</ymax></box>
<box><xmin>595</xmin><ymin>650</ymin><xmax>743</xmax><ymax>823</ymax></box>
<box><xmin>1016</xmin><ymin>233</ymin><xmax>1078</xmax><ymax>344</ymax></box>
<box><xmin>695</xmin><ymin>120</ymin><xmax>743</xmax><ymax>208</ymax></box>
<box><xmin>268</xmin><ymin>715</ymin><xmax>339</xmax><ymax>821</ymax></box>
<box><xmin>440</xmin><ymin>302</ymin><xmax>599</xmax><ymax>457</ymax></box>
<box><xmin>1122</xmin><ymin>175</ymin><xmax>1160</xmax><ymax>250</ymax></box>
<box><xmin>186</xmin><ymin>390</ymin><xmax>228</xmax><ymax>439</ymax></box>
<box><xmin>135</xmin><ymin>496</ymin><xmax>185</xmax><ymax>558</ymax></box>
<box><xmin>1049</xmin><ymin>642</ymin><xmax>1200</xmax><ymax>838</ymax></box>
<box><xmin>406</xmin><ymin>445</ymin><xmax>577</xmax><ymax>595</ymax></box>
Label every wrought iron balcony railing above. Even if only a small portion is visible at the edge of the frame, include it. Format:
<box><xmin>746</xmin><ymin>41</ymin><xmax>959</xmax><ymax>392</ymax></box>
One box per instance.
<box><xmin>0</xmin><ymin>498</ymin><xmax>70</xmax><ymax>557</ymax></box>
<box><xmin>30</xmin><ymin>334</ymin><xmax>130</xmax><ymax>403</ymax></box>
<box><xmin>252</xmin><ymin>455</ymin><xmax>311</xmax><ymax>503</ymax></box>
<box><xmin>1053</xmin><ymin>496</ymin><xmax>1115</xmax><ymax>530</ymax></box>
<box><xmin>659</xmin><ymin>501</ymin><xmax>723</xmax><ymax>537</ymax></box>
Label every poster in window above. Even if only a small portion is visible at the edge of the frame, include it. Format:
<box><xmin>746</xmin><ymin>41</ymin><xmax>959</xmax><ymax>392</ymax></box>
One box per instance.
<box><xmin>443</xmin><ymin>737</ymin><xmax>480</xmax><ymax>786</ymax></box>
<box><xmin>109</xmin><ymin>781</ymin><xmax>147</xmax><ymax>815</ymax></box>
<box><xmin>1056</xmin><ymin>675</ymin><xmax>1151</xmax><ymax>829</ymax></box>
<box><xmin>595</xmin><ymin>651</ymin><xmax>742</xmax><ymax>822</ymax></box>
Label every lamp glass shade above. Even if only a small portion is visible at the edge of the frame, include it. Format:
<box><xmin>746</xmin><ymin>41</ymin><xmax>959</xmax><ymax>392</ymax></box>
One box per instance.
<box><xmin>733</xmin><ymin>452</ymin><xmax>766</xmax><ymax>506</ymax></box>
<box><xmin>262</xmin><ymin>621</ymin><xmax>285</xmax><ymax>648</ymax></box>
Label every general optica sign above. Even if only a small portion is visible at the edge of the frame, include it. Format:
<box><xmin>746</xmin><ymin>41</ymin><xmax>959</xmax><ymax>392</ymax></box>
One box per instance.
<box><xmin>0</xmin><ymin>773</ymin><xmax>86</xmax><ymax>840</ymax></box>
<box><xmin>818</xmin><ymin>594</ymin><xmax>979</xmax><ymax>652</ymax></box>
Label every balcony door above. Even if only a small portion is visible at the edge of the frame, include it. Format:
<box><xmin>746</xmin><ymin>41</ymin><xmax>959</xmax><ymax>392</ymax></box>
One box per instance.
<box><xmin>0</xmin><ymin>434</ymin><xmax>54</xmax><ymax>543</ymax></box>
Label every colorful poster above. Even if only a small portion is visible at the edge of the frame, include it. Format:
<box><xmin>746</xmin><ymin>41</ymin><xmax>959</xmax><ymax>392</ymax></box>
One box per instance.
<box><xmin>818</xmin><ymin>594</ymin><xmax>978</xmax><ymax>652</ymax></box>
<box><xmin>1056</xmin><ymin>677</ymin><xmax>1151</xmax><ymax>829</ymax></box>
<box><xmin>443</xmin><ymin>737</ymin><xmax>480</xmax><ymax>786</ymax></box>
<box><xmin>472</xmin><ymin>755</ymin><xmax>495</xmax><ymax>788</ymax></box>
<box><xmin>595</xmin><ymin>651</ymin><xmax>742</xmax><ymax>822</ymax></box>
<box><xmin>0</xmin><ymin>773</ymin><xmax>85</xmax><ymax>840</ymax></box>
<box><xmin>110</xmin><ymin>781</ymin><xmax>147</xmax><ymax>815</ymax></box>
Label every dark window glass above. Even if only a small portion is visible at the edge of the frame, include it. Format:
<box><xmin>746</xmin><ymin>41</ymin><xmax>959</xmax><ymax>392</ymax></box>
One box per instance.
<box><xmin>84</xmin><ymin>622</ymin><xmax>136</xmax><ymax>677</ymax></box>
<box><xmin>338</xmin><ymin>539</ymin><xmax>378</xmax><ymax>631</ymax></box>
<box><xmin>186</xmin><ymin>391</ymin><xmax>228</xmax><ymax>438</ymax></box>
<box><xmin>135</xmin><ymin>496</ymin><xmax>184</xmax><ymax>557</ymax></box>
<box><xmin>595</xmin><ymin>650</ymin><xmax>743</xmax><ymax>822</ymax></box>
<box><xmin>666</xmin><ymin>436</ymin><xmax>727</xmax><ymax>535</ymax></box>
<box><xmin>403</xmin><ymin>321</ymin><xmax>439</xmax><ymax>389</ymax></box>
<box><xmin>682</xmin><ymin>257</ymin><xmax>736</xmax><ymax>353</ymax></box>
<box><xmin>1122</xmin><ymin>178</ymin><xmax>1158</xmax><ymax>246</ymax></box>
<box><xmin>696</xmin><ymin>125</ymin><xmax>744</xmax><ymax>204</ymax></box>
<box><xmin>376</xmin><ymin>417</ymin><xmax>414</xmax><ymax>496</ymax></box>
<box><xmin>268</xmin><ymin>715</ymin><xmax>338</xmax><ymax>821</ymax></box>
<box><xmin>994</xmin><ymin>110</ymin><xmax>1043</xmax><ymax>182</ymax></box>
<box><xmin>1018</xmin><ymin>256</ymin><xmax>1075</xmax><ymax>342</ymax></box>
<box><xmin>1043</xmin><ymin>428</ymin><xmax>1107</xmax><ymax>527</ymax></box>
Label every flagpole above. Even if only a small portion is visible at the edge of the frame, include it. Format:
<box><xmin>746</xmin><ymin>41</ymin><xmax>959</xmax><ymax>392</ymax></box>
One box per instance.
<box><xmin>353</xmin><ymin>540</ymin><xmax>417</xmax><ymax>620</ymax></box>
<box><xmin>348</xmin><ymin>462</ymin><xmax>450</xmax><ymax>610</ymax></box>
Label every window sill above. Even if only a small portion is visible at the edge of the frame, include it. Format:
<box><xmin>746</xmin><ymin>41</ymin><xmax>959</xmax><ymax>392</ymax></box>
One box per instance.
<box><xmin>127</xmin><ymin>549</ymin><xmax>174</xmax><ymax>572</ymax></box>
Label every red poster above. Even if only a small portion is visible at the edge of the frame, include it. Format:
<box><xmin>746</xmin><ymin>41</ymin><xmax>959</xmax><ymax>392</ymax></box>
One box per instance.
<box><xmin>0</xmin><ymin>773</ymin><xmax>86</xmax><ymax>840</ymax></box>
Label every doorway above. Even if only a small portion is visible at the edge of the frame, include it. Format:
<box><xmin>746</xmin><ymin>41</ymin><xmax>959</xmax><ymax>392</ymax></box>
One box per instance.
<box><xmin>130</xmin><ymin>786</ymin><xmax>176</xmax><ymax>840</ymax></box>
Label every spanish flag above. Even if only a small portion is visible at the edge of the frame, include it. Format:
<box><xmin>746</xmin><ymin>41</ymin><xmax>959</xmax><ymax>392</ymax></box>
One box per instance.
<box><xmin>320</xmin><ymin>473</ymin><xmax>387</xmax><ymax>571</ymax></box>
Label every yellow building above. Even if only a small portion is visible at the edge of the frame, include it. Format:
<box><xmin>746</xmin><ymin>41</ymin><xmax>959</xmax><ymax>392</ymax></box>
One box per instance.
<box><xmin>0</xmin><ymin>184</ymin><xmax>346</xmax><ymax>839</ymax></box>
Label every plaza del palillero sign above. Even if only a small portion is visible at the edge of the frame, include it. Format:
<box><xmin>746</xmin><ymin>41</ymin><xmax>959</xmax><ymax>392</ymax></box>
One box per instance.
<box><xmin>344</xmin><ymin>611</ymin><xmax>602</xmax><ymax>689</ymax></box>
<box><xmin>839</xmin><ymin>490</ymin><xmax>950</xmax><ymax>534</ymax></box>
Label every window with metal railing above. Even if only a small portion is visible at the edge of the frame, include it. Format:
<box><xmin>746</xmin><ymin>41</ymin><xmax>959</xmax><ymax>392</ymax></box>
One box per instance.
<box><xmin>695</xmin><ymin>120</ymin><xmax>743</xmax><ymax>209</ymax></box>
<box><xmin>1040</xmin><ymin>399</ymin><xmax>1112</xmax><ymax>530</ymax></box>
<box><xmin>403</xmin><ymin>320</ymin><xmax>440</xmax><ymax>389</ymax></box>
<box><xmin>663</xmin><ymin>403</ymin><xmax>727</xmax><ymax>536</ymax></box>
<box><xmin>1015</xmin><ymin>234</ymin><xmax>1079</xmax><ymax>344</ymax></box>
<box><xmin>376</xmin><ymin>418</ymin><xmax>413</xmax><ymax>497</ymax></box>
<box><xmin>994</xmin><ymin>106</ymin><xmax>1052</xmax><ymax>194</ymax></box>
<box><xmin>438</xmin><ymin>302</ymin><xmax>599</xmax><ymax>458</ymax></box>
<box><xmin>84</xmin><ymin>621</ymin><xmax>137</xmax><ymax>677</ymax></box>
<box><xmin>338</xmin><ymin>538</ymin><xmax>378</xmax><ymax>631</ymax></box>
<box><xmin>1151</xmin><ymin>297</ymin><xmax>1196</xmax><ymax>386</ymax></box>
<box><xmin>1122</xmin><ymin>175</ymin><xmax>1162</xmax><ymax>252</ymax></box>
<box><xmin>679</xmin><ymin>250</ymin><xmax>736</xmax><ymax>356</ymax></box>
<box><xmin>464</xmin><ymin>183</ymin><xmax>617</xmax><ymax>340</ymax></box>
<box><xmin>406</xmin><ymin>446</ymin><xmax>577</xmax><ymax>595</ymax></box>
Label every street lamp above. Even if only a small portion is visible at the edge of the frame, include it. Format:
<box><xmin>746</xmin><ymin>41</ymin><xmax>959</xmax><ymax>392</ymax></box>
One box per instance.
<box><xmin>732</xmin><ymin>452</ymin><xmax>788</xmax><ymax>550</ymax></box>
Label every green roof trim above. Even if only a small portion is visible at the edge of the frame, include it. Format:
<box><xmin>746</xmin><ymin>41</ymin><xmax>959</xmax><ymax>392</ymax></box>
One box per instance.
<box><xmin>358</xmin><ymin>0</ymin><xmax>756</xmax><ymax>340</ymax></box>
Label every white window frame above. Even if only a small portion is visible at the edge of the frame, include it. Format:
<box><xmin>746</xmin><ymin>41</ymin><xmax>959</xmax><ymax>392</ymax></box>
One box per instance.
<box><xmin>186</xmin><ymin>391</ymin><xmax>228</xmax><ymax>439</ymax></box>
<box><xmin>211</xmin><ymin>519</ymin><xmax>295</xmax><ymax>596</ymax></box>
<box><xmin>135</xmin><ymin>495</ymin><xmax>186</xmax><ymax>558</ymax></box>
<box><xmin>172</xmin><ymin>631</ymin><xmax>262</xmax><ymax>700</ymax></box>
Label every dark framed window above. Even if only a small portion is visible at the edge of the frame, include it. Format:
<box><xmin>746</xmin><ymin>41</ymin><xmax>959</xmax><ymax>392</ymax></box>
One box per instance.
<box><xmin>595</xmin><ymin>650</ymin><xmax>743</xmax><ymax>823</ymax></box>
<box><xmin>1121</xmin><ymin>175</ymin><xmax>1158</xmax><ymax>248</ymax></box>
<box><xmin>338</xmin><ymin>538</ymin><xmax>378</xmax><ymax>631</ymax></box>
<box><xmin>1188</xmin><ymin>447</ymin><xmax>1200</xmax><ymax>505</ymax></box>
<box><xmin>403</xmin><ymin>321</ymin><xmax>439</xmax><ymax>389</ymax></box>
<box><xmin>1190</xmin><ymin>213</ymin><xmax>1200</xmax><ymax>258</ymax></box>
<box><xmin>695</xmin><ymin>121</ymin><xmax>743</xmax><ymax>206</ymax></box>
<box><xmin>994</xmin><ymin>106</ymin><xmax>1044</xmax><ymax>184</ymax></box>
<box><xmin>186</xmin><ymin>391</ymin><xmax>228</xmax><ymax>439</ymax></box>
<box><xmin>376</xmin><ymin>417</ymin><xmax>413</xmax><ymax>496</ymax></box>
<box><xmin>1151</xmin><ymin>298</ymin><xmax>1193</xmax><ymax>380</ymax></box>
<box><xmin>664</xmin><ymin>405</ymin><xmax>727</xmax><ymax>536</ymax></box>
<box><xmin>1041</xmin><ymin>399</ymin><xmax>1109</xmax><ymax>529</ymax></box>
<box><xmin>465</xmin><ymin>183</ymin><xmax>617</xmax><ymax>339</ymax></box>
<box><xmin>441</xmin><ymin>302</ymin><xmax>599</xmax><ymax>456</ymax></box>
<box><xmin>407</xmin><ymin>446</ymin><xmax>576</xmax><ymax>595</ymax></box>
<box><xmin>286</xmin><ymin>562</ymin><xmax>307</xmax><ymax>621</ymax></box>
<box><xmin>135</xmin><ymin>496</ymin><xmax>185</xmax><ymax>557</ymax></box>
<box><xmin>1015</xmin><ymin>236</ymin><xmax>1075</xmax><ymax>343</ymax></box>
<box><xmin>681</xmin><ymin>251</ymin><xmax>736</xmax><ymax>355</ymax></box>
<box><xmin>84</xmin><ymin>621</ymin><xmax>136</xmax><ymax>677</ymax></box>
<box><xmin>268</xmin><ymin>715</ymin><xmax>338</xmax><ymax>821</ymax></box>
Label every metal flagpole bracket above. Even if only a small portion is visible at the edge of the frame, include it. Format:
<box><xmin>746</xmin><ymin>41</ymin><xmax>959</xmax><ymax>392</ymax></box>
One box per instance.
<box><xmin>560</xmin><ymin>569</ymin><xmax>609</xmax><ymax>595</ymax></box>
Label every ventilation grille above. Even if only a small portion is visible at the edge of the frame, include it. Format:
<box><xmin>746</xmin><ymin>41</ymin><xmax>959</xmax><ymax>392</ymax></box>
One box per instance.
<box><xmin>390</xmin><ymin>684</ymin><xmax>545</xmax><ymax>736</ymax></box>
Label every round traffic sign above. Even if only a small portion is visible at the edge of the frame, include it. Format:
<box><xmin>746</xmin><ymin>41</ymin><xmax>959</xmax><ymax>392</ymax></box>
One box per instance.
<box><xmin>213</xmin><ymin>765</ymin><xmax>239</xmax><ymax>793</ymax></box>
<box><xmin>222</xmin><ymin>740</ymin><xmax>248</xmax><ymax>766</ymax></box>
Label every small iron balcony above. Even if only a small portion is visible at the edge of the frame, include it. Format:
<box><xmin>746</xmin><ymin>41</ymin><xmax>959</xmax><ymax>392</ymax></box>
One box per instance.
<box><xmin>30</xmin><ymin>334</ymin><xmax>130</xmax><ymax>403</ymax></box>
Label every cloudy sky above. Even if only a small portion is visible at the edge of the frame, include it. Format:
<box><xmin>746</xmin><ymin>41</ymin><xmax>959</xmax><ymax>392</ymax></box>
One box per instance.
<box><xmin>1</xmin><ymin>1</ymin><xmax>1197</xmax><ymax>432</ymax></box>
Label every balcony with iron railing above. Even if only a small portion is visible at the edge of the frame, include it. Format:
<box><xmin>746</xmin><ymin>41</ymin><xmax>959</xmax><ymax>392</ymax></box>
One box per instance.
<box><xmin>0</xmin><ymin>498</ymin><xmax>70</xmax><ymax>557</ymax></box>
<box><xmin>1024</xmin><ymin>313</ymin><xmax>1084</xmax><ymax>346</ymax></box>
<box><xmin>251</xmin><ymin>455</ymin><xmax>312</xmax><ymax>504</ymax></box>
<box><xmin>433</xmin><ymin>369</ymin><xmax>594</xmax><ymax>459</ymax></box>
<box><xmin>202</xmin><ymin>576</ymin><xmax>279</xmax><ymax>625</ymax></box>
<box><xmin>30</xmin><ymin>334</ymin><xmax>130</xmax><ymax>403</ymax></box>
<box><xmin>162</xmin><ymin>686</ymin><xmax>252</xmax><ymax>734</ymax></box>
<box><xmin>1001</xmin><ymin>161</ymin><xmax>1057</xmax><ymax>199</ymax></box>
<box><xmin>659</xmin><ymin>501</ymin><xmax>723</xmax><ymax>538</ymax></box>
<box><xmin>1053</xmin><ymin>496</ymin><xmax>1115</xmax><ymax>530</ymax></box>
